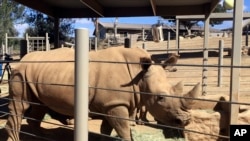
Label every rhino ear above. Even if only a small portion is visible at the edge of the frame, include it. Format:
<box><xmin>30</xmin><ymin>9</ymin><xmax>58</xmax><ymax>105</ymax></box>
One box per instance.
<box><xmin>162</xmin><ymin>53</ymin><xmax>180</xmax><ymax>69</ymax></box>
<box><xmin>181</xmin><ymin>82</ymin><xmax>200</xmax><ymax>109</ymax></box>
<box><xmin>140</xmin><ymin>57</ymin><xmax>152</xmax><ymax>71</ymax></box>
<box><xmin>173</xmin><ymin>81</ymin><xmax>183</xmax><ymax>95</ymax></box>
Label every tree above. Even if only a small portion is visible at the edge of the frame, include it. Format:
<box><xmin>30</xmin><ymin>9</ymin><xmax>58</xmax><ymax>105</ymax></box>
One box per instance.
<box><xmin>89</xmin><ymin>18</ymin><xmax>99</xmax><ymax>47</ymax></box>
<box><xmin>25</xmin><ymin>9</ymin><xmax>75</xmax><ymax>44</ymax></box>
<box><xmin>167</xmin><ymin>3</ymin><xmax>227</xmax><ymax>36</ymax></box>
<box><xmin>0</xmin><ymin>0</ymin><xmax>25</xmax><ymax>45</ymax></box>
<box><xmin>210</xmin><ymin>3</ymin><xmax>226</xmax><ymax>26</ymax></box>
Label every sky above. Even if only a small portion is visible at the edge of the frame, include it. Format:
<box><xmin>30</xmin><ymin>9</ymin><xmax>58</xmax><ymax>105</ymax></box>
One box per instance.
<box><xmin>15</xmin><ymin>0</ymin><xmax>250</xmax><ymax>37</ymax></box>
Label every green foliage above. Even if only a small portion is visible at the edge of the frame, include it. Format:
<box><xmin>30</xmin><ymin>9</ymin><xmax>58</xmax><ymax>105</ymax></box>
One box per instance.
<box><xmin>0</xmin><ymin>0</ymin><xmax>24</xmax><ymax>44</ymax></box>
<box><xmin>167</xmin><ymin>3</ymin><xmax>227</xmax><ymax>35</ymax></box>
<box><xmin>210</xmin><ymin>4</ymin><xmax>226</xmax><ymax>26</ymax></box>
<box><xmin>24</xmin><ymin>9</ymin><xmax>75</xmax><ymax>43</ymax></box>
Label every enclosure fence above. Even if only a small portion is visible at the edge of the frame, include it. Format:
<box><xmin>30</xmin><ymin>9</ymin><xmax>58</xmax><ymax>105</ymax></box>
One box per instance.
<box><xmin>0</xmin><ymin>29</ymin><xmax>250</xmax><ymax>141</ymax></box>
<box><xmin>2</xmin><ymin>33</ymin><xmax>50</xmax><ymax>58</ymax></box>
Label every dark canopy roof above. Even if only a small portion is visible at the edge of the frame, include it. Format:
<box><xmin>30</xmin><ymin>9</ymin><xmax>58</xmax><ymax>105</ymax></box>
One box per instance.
<box><xmin>13</xmin><ymin>0</ymin><xmax>220</xmax><ymax>18</ymax></box>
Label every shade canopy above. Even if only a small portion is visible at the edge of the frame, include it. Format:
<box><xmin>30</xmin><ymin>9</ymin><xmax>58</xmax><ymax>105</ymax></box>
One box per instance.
<box><xmin>14</xmin><ymin>0</ymin><xmax>220</xmax><ymax>18</ymax></box>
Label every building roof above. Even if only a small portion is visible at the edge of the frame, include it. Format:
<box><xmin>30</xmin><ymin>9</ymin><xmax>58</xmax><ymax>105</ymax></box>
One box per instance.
<box><xmin>13</xmin><ymin>0</ymin><xmax>220</xmax><ymax>18</ymax></box>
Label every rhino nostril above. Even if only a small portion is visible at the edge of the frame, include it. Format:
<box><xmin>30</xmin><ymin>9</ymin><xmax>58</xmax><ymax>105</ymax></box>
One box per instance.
<box><xmin>174</xmin><ymin>118</ymin><xmax>182</xmax><ymax>125</ymax></box>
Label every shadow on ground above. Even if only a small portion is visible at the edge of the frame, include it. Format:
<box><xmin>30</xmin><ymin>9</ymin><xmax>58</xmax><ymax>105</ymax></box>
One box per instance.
<box><xmin>0</xmin><ymin>125</ymin><xmax>120</xmax><ymax>141</ymax></box>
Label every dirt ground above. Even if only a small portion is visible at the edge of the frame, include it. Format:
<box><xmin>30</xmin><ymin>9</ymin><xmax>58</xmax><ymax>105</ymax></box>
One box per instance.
<box><xmin>1</xmin><ymin>37</ymin><xmax>250</xmax><ymax>141</ymax></box>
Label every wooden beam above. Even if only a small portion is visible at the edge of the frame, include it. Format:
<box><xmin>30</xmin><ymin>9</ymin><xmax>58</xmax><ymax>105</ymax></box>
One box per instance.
<box><xmin>14</xmin><ymin>0</ymin><xmax>55</xmax><ymax>17</ymax></box>
<box><xmin>157</xmin><ymin>5</ymin><xmax>206</xmax><ymax>16</ymax></box>
<box><xmin>175</xmin><ymin>13</ymin><xmax>250</xmax><ymax>20</ymax></box>
<box><xmin>104</xmin><ymin>7</ymin><xmax>153</xmax><ymax>17</ymax></box>
<box><xmin>210</xmin><ymin>0</ymin><xmax>220</xmax><ymax>13</ymax></box>
<box><xmin>150</xmin><ymin>0</ymin><xmax>157</xmax><ymax>16</ymax></box>
<box><xmin>80</xmin><ymin>0</ymin><xmax>104</xmax><ymax>17</ymax></box>
<box><xmin>54</xmin><ymin>8</ymin><xmax>101</xmax><ymax>18</ymax></box>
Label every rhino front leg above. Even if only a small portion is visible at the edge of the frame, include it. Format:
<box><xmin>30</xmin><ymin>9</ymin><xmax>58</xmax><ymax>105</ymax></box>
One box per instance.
<box><xmin>100</xmin><ymin>119</ymin><xmax>113</xmax><ymax>141</ymax></box>
<box><xmin>106</xmin><ymin>106</ymin><xmax>131</xmax><ymax>141</ymax></box>
<box><xmin>137</xmin><ymin>105</ymin><xmax>149</xmax><ymax>125</ymax></box>
<box><xmin>26</xmin><ymin>105</ymin><xmax>47</xmax><ymax>130</ymax></box>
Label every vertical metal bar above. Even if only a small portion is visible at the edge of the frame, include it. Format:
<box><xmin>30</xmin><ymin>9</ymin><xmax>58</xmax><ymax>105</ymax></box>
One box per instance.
<box><xmin>89</xmin><ymin>38</ymin><xmax>91</xmax><ymax>51</ymax></box>
<box><xmin>25</xmin><ymin>33</ymin><xmax>29</xmax><ymax>53</ymax></box>
<box><xmin>218</xmin><ymin>40</ymin><xmax>224</xmax><ymax>87</ymax></box>
<box><xmin>42</xmin><ymin>38</ymin><xmax>44</xmax><ymax>51</ymax></box>
<box><xmin>45</xmin><ymin>33</ymin><xmax>49</xmax><ymax>51</ymax></box>
<box><xmin>74</xmin><ymin>28</ymin><xmax>89</xmax><ymax>141</ymax></box>
<box><xmin>142</xmin><ymin>42</ymin><xmax>146</xmax><ymax>50</ymax></box>
<box><xmin>54</xmin><ymin>18</ymin><xmax>60</xmax><ymax>48</ymax></box>
<box><xmin>5</xmin><ymin>33</ymin><xmax>7</xmax><ymax>55</ymax></box>
<box><xmin>202</xmin><ymin>15</ymin><xmax>210</xmax><ymax>95</ymax></box>
<box><xmin>229</xmin><ymin>0</ymin><xmax>243</xmax><ymax>125</ymax></box>
<box><xmin>246</xmin><ymin>25</ymin><xmax>249</xmax><ymax>47</ymax></box>
<box><xmin>175</xmin><ymin>19</ymin><xmax>180</xmax><ymax>54</ymax></box>
<box><xmin>167</xmin><ymin>31</ymin><xmax>170</xmax><ymax>53</ymax></box>
<box><xmin>95</xmin><ymin>37</ymin><xmax>97</xmax><ymax>52</ymax></box>
<box><xmin>142</xmin><ymin>28</ymin><xmax>145</xmax><ymax>41</ymax></box>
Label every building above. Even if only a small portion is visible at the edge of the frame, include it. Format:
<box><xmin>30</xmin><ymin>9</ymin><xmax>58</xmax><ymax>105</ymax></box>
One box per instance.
<box><xmin>93</xmin><ymin>22</ymin><xmax>222</xmax><ymax>44</ymax></box>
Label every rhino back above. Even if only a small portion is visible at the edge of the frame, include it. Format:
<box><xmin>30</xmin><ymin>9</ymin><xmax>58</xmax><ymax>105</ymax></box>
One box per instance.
<box><xmin>16</xmin><ymin>47</ymin><xmax>150</xmax><ymax>116</ymax></box>
<box><xmin>89</xmin><ymin>47</ymin><xmax>150</xmax><ymax>115</ymax></box>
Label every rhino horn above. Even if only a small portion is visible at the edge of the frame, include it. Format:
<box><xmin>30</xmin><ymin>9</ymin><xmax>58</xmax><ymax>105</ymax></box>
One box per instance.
<box><xmin>173</xmin><ymin>81</ymin><xmax>183</xmax><ymax>95</ymax></box>
<box><xmin>181</xmin><ymin>82</ymin><xmax>200</xmax><ymax>109</ymax></box>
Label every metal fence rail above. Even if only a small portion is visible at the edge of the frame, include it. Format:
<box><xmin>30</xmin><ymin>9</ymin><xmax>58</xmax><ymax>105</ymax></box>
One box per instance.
<box><xmin>1</xmin><ymin>29</ymin><xmax>250</xmax><ymax>141</ymax></box>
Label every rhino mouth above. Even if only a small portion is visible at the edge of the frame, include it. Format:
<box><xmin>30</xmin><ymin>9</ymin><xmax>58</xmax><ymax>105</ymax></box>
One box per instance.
<box><xmin>156</xmin><ymin>117</ymin><xmax>191</xmax><ymax>128</ymax></box>
<box><xmin>174</xmin><ymin>118</ymin><xmax>190</xmax><ymax>127</ymax></box>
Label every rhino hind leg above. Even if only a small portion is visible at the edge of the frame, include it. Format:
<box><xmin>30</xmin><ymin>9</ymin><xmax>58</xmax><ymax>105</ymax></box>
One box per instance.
<box><xmin>6</xmin><ymin>72</ymin><xmax>30</xmax><ymax>141</ymax></box>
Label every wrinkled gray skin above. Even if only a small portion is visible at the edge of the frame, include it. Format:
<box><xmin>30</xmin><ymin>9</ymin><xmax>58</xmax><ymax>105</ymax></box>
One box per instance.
<box><xmin>5</xmin><ymin>47</ymin><xmax>200</xmax><ymax>141</ymax></box>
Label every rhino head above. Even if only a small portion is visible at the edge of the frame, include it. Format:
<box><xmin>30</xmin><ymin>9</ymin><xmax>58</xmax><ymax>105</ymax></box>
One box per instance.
<box><xmin>139</xmin><ymin>57</ymin><xmax>200</xmax><ymax>127</ymax></box>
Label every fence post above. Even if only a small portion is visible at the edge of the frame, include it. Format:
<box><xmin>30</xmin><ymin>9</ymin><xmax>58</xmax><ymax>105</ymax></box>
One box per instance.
<box><xmin>25</xmin><ymin>33</ymin><xmax>29</xmax><ymax>53</ymax></box>
<box><xmin>218</xmin><ymin>40</ymin><xmax>224</xmax><ymax>87</ymax></box>
<box><xmin>167</xmin><ymin>31</ymin><xmax>170</xmax><ymax>53</ymax></box>
<box><xmin>45</xmin><ymin>33</ymin><xmax>50</xmax><ymax>51</ymax></box>
<box><xmin>229</xmin><ymin>0</ymin><xmax>243</xmax><ymax>125</ymax></box>
<box><xmin>5</xmin><ymin>33</ymin><xmax>7</xmax><ymax>55</ymax></box>
<box><xmin>20</xmin><ymin>40</ymin><xmax>28</xmax><ymax>59</ymax></box>
<box><xmin>95</xmin><ymin>37</ymin><xmax>97</xmax><ymax>51</ymax></box>
<box><xmin>142</xmin><ymin>42</ymin><xmax>146</xmax><ymax>50</ymax></box>
<box><xmin>74</xmin><ymin>28</ymin><xmax>89</xmax><ymax>141</ymax></box>
<box><xmin>1</xmin><ymin>44</ymin><xmax>4</xmax><ymax>60</ymax></box>
<box><xmin>202</xmin><ymin>15</ymin><xmax>210</xmax><ymax>96</ymax></box>
<box><xmin>89</xmin><ymin>38</ymin><xmax>91</xmax><ymax>51</ymax></box>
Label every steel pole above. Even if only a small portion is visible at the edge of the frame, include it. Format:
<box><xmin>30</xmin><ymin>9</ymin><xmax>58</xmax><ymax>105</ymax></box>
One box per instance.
<box><xmin>74</xmin><ymin>28</ymin><xmax>89</xmax><ymax>141</ymax></box>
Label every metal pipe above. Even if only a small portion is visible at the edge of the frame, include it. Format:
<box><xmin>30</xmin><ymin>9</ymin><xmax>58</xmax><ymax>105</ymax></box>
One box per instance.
<box><xmin>167</xmin><ymin>31</ymin><xmax>170</xmax><ymax>53</ymax></box>
<box><xmin>74</xmin><ymin>28</ymin><xmax>89</xmax><ymax>141</ymax></box>
<box><xmin>218</xmin><ymin>40</ymin><xmax>224</xmax><ymax>87</ymax></box>
<box><xmin>202</xmin><ymin>14</ymin><xmax>210</xmax><ymax>95</ymax></box>
<box><xmin>229</xmin><ymin>0</ymin><xmax>243</xmax><ymax>125</ymax></box>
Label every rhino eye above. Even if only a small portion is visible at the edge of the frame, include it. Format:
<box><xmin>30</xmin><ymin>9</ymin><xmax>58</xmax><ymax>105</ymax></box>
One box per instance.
<box><xmin>157</xmin><ymin>95</ymin><xmax>164</xmax><ymax>101</ymax></box>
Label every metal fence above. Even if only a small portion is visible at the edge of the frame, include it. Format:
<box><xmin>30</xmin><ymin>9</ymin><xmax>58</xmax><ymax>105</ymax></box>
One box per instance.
<box><xmin>0</xmin><ymin>29</ymin><xmax>250</xmax><ymax>141</ymax></box>
<box><xmin>2</xmin><ymin>33</ymin><xmax>50</xmax><ymax>58</ymax></box>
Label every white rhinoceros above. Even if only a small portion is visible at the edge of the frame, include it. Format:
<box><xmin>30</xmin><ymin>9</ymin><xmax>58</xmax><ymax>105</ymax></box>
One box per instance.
<box><xmin>5</xmin><ymin>47</ymin><xmax>200</xmax><ymax>141</ymax></box>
